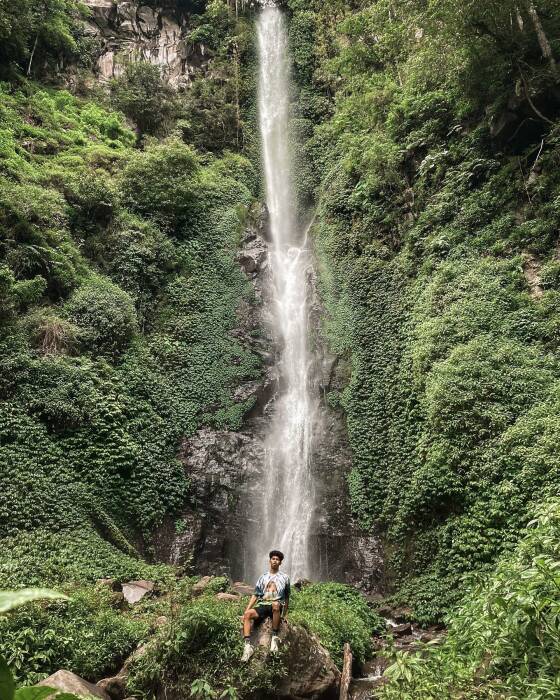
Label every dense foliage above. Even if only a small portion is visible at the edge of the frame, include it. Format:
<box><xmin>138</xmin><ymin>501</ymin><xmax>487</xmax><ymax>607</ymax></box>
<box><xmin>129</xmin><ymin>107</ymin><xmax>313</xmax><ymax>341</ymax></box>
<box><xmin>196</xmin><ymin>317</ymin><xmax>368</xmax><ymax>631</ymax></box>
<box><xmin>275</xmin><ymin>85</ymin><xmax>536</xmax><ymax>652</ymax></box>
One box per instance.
<box><xmin>289</xmin><ymin>582</ymin><xmax>385</xmax><ymax>667</ymax></box>
<box><xmin>0</xmin><ymin>1</ymin><xmax>260</xmax><ymax>592</ymax></box>
<box><xmin>3</xmin><ymin>0</ymin><xmax>560</xmax><ymax>696</ymax></box>
<box><xmin>282</xmin><ymin>0</ymin><xmax>560</xmax><ymax>695</ymax></box>
<box><xmin>380</xmin><ymin>499</ymin><xmax>560</xmax><ymax>699</ymax></box>
<box><xmin>127</xmin><ymin>581</ymin><xmax>381</xmax><ymax>698</ymax></box>
<box><xmin>286</xmin><ymin>0</ymin><xmax>560</xmax><ymax>619</ymax></box>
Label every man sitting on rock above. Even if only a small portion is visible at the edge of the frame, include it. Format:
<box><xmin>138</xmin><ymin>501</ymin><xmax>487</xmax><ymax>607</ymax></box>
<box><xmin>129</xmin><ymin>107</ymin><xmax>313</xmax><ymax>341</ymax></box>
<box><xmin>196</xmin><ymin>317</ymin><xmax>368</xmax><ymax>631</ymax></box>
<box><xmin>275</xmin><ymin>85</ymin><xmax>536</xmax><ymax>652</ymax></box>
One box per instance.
<box><xmin>241</xmin><ymin>550</ymin><xmax>291</xmax><ymax>661</ymax></box>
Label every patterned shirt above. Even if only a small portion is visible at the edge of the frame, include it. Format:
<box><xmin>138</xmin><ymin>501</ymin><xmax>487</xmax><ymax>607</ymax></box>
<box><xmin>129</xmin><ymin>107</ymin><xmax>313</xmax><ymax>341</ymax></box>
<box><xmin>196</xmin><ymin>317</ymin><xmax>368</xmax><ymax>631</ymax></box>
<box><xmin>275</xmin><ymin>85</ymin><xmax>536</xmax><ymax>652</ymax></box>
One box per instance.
<box><xmin>254</xmin><ymin>571</ymin><xmax>291</xmax><ymax>604</ymax></box>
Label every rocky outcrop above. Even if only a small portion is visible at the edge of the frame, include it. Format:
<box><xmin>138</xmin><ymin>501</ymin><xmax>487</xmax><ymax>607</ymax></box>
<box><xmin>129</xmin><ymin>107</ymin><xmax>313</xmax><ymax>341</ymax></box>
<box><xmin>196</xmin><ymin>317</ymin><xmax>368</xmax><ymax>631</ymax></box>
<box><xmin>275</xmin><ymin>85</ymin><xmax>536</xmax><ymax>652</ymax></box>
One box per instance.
<box><xmin>153</xmin><ymin>426</ymin><xmax>266</xmax><ymax>574</ymax></box>
<box><xmin>308</xmin><ymin>261</ymin><xmax>386</xmax><ymax>592</ymax></box>
<box><xmin>153</xmin><ymin>220</ymin><xmax>273</xmax><ymax>576</ymax></box>
<box><xmin>39</xmin><ymin>671</ymin><xmax>111</xmax><ymax>700</ymax></box>
<box><xmin>82</xmin><ymin>1</ymin><xmax>209</xmax><ymax>86</ymax></box>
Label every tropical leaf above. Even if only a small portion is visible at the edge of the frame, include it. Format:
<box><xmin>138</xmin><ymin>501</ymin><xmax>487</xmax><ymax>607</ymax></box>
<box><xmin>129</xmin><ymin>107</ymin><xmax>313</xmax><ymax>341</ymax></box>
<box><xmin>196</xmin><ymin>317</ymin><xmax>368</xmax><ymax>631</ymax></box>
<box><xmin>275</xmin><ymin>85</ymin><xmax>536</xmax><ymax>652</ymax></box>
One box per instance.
<box><xmin>0</xmin><ymin>656</ymin><xmax>15</xmax><ymax>700</ymax></box>
<box><xmin>0</xmin><ymin>590</ymin><xmax>68</xmax><ymax>614</ymax></box>
<box><xmin>14</xmin><ymin>687</ymin><xmax>57</xmax><ymax>700</ymax></box>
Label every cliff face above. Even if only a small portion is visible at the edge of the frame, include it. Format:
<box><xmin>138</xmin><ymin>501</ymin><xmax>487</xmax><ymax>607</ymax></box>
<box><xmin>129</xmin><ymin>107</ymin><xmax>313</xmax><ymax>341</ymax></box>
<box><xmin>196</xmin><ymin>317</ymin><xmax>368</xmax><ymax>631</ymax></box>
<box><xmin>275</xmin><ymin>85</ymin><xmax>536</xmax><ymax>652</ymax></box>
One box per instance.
<box><xmin>82</xmin><ymin>0</ymin><xmax>206</xmax><ymax>85</ymax></box>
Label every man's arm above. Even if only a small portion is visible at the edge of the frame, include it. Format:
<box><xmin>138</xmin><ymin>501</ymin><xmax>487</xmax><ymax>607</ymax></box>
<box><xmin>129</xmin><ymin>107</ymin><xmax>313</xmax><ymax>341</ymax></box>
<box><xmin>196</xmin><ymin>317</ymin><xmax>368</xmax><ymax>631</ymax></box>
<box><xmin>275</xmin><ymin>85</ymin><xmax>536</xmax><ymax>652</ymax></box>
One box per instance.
<box><xmin>245</xmin><ymin>594</ymin><xmax>258</xmax><ymax>612</ymax></box>
<box><xmin>282</xmin><ymin>578</ymin><xmax>290</xmax><ymax>618</ymax></box>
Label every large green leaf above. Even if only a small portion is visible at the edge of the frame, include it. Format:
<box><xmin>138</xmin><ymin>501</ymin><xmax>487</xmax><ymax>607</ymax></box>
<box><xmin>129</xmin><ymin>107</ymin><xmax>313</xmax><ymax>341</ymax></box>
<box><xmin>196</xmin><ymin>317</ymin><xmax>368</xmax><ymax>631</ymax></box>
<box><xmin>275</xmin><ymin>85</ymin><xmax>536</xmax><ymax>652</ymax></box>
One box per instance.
<box><xmin>0</xmin><ymin>656</ymin><xmax>15</xmax><ymax>700</ymax></box>
<box><xmin>0</xmin><ymin>590</ymin><xmax>68</xmax><ymax>614</ymax></box>
<box><xmin>14</xmin><ymin>688</ymin><xmax>57</xmax><ymax>700</ymax></box>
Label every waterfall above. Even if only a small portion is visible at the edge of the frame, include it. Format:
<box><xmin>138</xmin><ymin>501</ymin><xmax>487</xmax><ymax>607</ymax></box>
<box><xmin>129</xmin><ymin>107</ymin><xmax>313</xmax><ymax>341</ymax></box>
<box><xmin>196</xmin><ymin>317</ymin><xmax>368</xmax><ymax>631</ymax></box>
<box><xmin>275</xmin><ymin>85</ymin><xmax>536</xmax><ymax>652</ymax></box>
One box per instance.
<box><xmin>251</xmin><ymin>5</ymin><xmax>320</xmax><ymax>581</ymax></box>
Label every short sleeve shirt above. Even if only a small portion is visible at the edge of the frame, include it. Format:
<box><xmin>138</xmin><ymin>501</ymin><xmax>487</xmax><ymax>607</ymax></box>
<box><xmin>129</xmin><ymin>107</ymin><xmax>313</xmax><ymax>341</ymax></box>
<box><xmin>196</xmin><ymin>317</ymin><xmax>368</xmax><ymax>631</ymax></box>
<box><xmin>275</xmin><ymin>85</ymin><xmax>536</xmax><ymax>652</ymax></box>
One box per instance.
<box><xmin>254</xmin><ymin>571</ymin><xmax>291</xmax><ymax>604</ymax></box>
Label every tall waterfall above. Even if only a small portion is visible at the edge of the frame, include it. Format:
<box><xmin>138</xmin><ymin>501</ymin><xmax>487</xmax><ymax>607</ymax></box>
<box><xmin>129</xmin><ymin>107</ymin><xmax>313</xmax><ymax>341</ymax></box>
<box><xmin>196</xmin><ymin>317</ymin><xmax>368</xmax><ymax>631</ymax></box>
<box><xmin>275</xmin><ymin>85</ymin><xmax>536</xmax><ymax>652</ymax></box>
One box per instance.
<box><xmin>254</xmin><ymin>5</ymin><xmax>319</xmax><ymax>581</ymax></box>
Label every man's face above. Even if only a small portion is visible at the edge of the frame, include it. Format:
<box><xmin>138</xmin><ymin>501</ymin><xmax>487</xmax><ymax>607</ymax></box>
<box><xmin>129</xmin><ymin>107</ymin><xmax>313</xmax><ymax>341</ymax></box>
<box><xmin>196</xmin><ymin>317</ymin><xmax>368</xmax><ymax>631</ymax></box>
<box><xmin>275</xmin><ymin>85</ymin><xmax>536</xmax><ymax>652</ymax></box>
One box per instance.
<box><xmin>270</xmin><ymin>555</ymin><xmax>282</xmax><ymax>570</ymax></box>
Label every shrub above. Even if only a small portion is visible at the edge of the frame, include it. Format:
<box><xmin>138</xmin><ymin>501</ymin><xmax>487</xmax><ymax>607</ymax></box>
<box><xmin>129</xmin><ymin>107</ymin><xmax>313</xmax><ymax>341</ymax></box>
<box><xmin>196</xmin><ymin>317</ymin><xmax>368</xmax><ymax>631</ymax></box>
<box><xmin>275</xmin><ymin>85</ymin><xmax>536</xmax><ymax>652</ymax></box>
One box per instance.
<box><xmin>110</xmin><ymin>62</ymin><xmax>179</xmax><ymax>137</ymax></box>
<box><xmin>128</xmin><ymin>596</ymin><xmax>283</xmax><ymax>700</ymax></box>
<box><xmin>65</xmin><ymin>277</ymin><xmax>138</xmax><ymax>358</ymax></box>
<box><xmin>0</xmin><ymin>585</ymin><xmax>148</xmax><ymax>686</ymax></box>
<box><xmin>380</xmin><ymin>499</ymin><xmax>560</xmax><ymax>700</ymax></box>
<box><xmin>119</xmin><ymin>140</ymin><xmax>201</xmax><ymax>234</ymax></box>
<box><xmin>290</xmin><ymin>583</ymin><xmax>384</xmax><ymax>667</ymax></box>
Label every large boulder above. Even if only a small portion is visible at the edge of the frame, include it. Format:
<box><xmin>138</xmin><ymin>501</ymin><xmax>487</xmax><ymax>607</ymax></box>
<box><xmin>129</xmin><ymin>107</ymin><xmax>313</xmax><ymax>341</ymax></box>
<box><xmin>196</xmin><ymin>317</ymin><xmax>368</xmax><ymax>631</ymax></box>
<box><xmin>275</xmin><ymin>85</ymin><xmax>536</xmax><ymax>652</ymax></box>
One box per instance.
<box><xmin>250</xmin><ymin>620</ymin><xmax>340</xmax><ymax>699</ymax></box>
<box><xmin>39</xmin><ymin>671</ymin><xmax>110</xmax><ymax>700</ymax></box>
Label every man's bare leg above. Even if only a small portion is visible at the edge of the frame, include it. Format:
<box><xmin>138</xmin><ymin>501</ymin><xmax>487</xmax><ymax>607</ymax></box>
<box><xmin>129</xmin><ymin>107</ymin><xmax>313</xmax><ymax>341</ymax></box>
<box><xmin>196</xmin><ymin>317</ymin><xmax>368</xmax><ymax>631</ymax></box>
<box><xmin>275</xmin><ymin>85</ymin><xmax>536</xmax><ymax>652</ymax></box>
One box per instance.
<box><xmin>241</xmin><ymin>608</ymin><xmax>259</xmax><ymax>661</ymax></box>
<box><xmin>243</xmin><ymin>608</ymin><xmax>259</xmax><ymax>637</ymax></box>
<box><xmin>271</xmin><ymin>602</ymin><xmax>281</xmax><ymax>634</ymax></box>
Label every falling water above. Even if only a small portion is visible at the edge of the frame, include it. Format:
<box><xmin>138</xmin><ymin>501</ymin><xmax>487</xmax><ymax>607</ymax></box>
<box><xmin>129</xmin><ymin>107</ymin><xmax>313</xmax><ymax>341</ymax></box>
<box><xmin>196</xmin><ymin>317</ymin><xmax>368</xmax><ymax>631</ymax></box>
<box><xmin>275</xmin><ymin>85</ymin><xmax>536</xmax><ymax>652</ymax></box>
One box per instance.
<box><xmin>253</xmin><ymin>5</ymin><xmax>319</xmax><ymax>581</ymax></box>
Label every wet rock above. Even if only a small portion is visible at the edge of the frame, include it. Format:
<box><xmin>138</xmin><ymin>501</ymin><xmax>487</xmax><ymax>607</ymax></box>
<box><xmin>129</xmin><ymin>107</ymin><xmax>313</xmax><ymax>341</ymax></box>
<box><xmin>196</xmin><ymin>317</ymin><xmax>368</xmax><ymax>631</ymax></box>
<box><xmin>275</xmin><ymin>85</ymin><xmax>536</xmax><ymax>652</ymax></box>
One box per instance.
<box><xmin>376</xmin><ymin>605</ymin><xmax>394</xmax><ymax>619</ymax></box>
<box><xmin>391</xmin><ymin>607</ymin><xmax>413</xmax><ymax>624</ymax></box>
<box><xmin>238</xmin><ymin>234</ymin><xmax>267</xmax><ymax>275</ymax></box>
<box><xmin>122</xmin><ymin>580</ymin><xmax>154</xmax><ymax>605</ymax></box>
<box><xmin>362</xmin><ymin>656</ymin><xmax>390</xmax><ymax>679</ymax></box>
<box><xmin>39</xmin><ymin>671</ymin><xmax>110</xmax><ymax>700</ymax></box>
<box><xmin>419</xmin><ymin>628</ymin><xmax>444</xmax><ymax>644</ymax></box>
<box><xmin>389</xmin><ymin>622</ymin><xmax>413</xmax><ymax>638</ymax></box>
<box><xmin>349</xmin><ymin>677</ymin><xmax>387</xmax><ymax>700</ymax></box>
<box><xmin>153</xmin><ymin>426</ymin><xmax>265</xmax><ymax>575</ymax></box>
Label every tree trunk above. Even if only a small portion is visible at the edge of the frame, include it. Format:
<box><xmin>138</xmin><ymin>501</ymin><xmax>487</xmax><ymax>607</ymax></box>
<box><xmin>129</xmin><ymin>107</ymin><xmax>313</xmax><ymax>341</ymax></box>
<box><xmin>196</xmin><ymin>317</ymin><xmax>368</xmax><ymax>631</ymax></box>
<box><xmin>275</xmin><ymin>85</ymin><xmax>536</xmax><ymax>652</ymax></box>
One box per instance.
<box><xmin>233</xmin><ymin>41</ymin><xmax>241</xmax><ymax>149</ymax></box>
<box><xmin>339</xmin><ymin>643</ymin><xmax>352</xmax><ymax>700</ymax></box>
<box><xmin>527</xmin><ymin>1</ymin><xmax>557</xmax><ymax>77</ymax></box>
<box><xmin>27</xmin><ymin>33</ymin><xmax>39</xmax><ymax>76</ymax></box>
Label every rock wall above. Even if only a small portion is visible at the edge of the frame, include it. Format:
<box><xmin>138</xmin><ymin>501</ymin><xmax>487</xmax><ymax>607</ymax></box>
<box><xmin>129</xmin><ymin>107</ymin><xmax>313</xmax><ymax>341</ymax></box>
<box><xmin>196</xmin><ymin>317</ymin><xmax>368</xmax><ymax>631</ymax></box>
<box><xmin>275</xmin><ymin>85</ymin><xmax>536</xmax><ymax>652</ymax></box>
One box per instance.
<box><xmin>82</xmin><ymin>0</ymin><xmax>207</xmax><ymax>86</ymax></box>
<box><xmin>154</xmin><ymin>212</ymin><xmax>385</xmax><ymax>593</ymax></box>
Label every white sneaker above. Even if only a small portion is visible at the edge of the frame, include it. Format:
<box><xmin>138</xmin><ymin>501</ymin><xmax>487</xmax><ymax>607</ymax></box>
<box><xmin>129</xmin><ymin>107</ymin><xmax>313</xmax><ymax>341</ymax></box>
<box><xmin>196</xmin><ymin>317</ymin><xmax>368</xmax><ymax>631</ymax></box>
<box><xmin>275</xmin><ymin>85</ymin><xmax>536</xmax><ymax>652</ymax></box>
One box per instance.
<box><xmin>241</xmin><ymin>642</ymin><xmax>254</xmax><ymax>662</ymax></box>
<box><xmin>270</xmin><ymin>635</ymin><xmax>280</xmax><ymax>654</ymax></box>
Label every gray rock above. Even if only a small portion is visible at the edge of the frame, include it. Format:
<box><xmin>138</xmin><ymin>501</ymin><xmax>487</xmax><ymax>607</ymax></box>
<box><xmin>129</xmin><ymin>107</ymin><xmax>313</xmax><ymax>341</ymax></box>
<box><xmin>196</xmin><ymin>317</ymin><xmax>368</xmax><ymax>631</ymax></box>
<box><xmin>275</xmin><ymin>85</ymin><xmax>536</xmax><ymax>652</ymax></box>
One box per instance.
<box><xmin>231</xmin><ymin>582</ymin><xmax>254</xmax><ymax>596</ymax></box>
<box><xmin>122</xmin><ymin>580</ymin><xmax>154</xmax><ymax>605</ymax></box>
<box><xmin>81</xmin><ymin>0</ymin><xmax>193</xmax><ymax>87</ymax></box>
<box><xmin>39</xmin><ymin>671</ymin><xmax>110</xmax><ymax>700</ymax></box>
<box><xmin>216</xmin><ymin>592</ymin><xmax>240</xmax><ymax>602</ymax></box>
<box><xmin>97</xmin><ymin>643</ymin><xmax>150</xmax><ymax>700</ymax></box>
<box><xmin>192</xmin><ymin>575</ymin><xmax>214</xmax><ymax>595</ymax></box>
<box><xmin>390</xmin><ymin>622</ymin><xmax>413</xmax><ymax>638</ymax></box>
<box><xmin>250</xmin><ymin>619</ymin><xmax>340</xmax><ymax>699</ymax></box>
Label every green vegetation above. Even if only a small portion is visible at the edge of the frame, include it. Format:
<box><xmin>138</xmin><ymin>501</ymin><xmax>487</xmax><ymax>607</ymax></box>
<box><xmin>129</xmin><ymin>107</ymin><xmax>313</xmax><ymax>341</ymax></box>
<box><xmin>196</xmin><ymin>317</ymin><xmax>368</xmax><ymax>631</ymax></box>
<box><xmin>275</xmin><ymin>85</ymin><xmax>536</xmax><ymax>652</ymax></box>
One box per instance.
<box><xmin>127</xmin><ymin>581</ymin><xmax>381</xmax><ymax>698</ymax></box>
<box><xmin>380</xmin><ymin>499</ymin><xmax>560</xmax><ymax>699</ymax></box>
<box><xmin>287</xmin><ymin>0</ymin><xmax>560</xmax><ymax>614</ymax></box>
<box><xmin>1</xmin><ymin>586</ymin><xmax>148</xmax><ymax>685</ymax></box>
<box><xmin>0</xmin><ymin>1</ymin><xmax>269</xmax><ymax>693</ymax></box>
<box><xmin>284</xmin><ymin>0</ymin><xmax>560</xmax><ymax>695</ymax></box>
<box><xmin>3</xmin><ymin>0</ymin><xmax>560</xmax><ymax>696</ymax></box>
<box><xmin>110</xmin><ymin>63</ymin><xmax>179</xmax><ymax>137</ymax></box>
<box><xmin>0</xmin><ymin>83</ymin><xmax>260</xmax><ymax>561</ymax></box>
<box><xmin>290</xmin><ymin>582</ymin><xmax>385</xmax><ymax>667</ymax></box>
